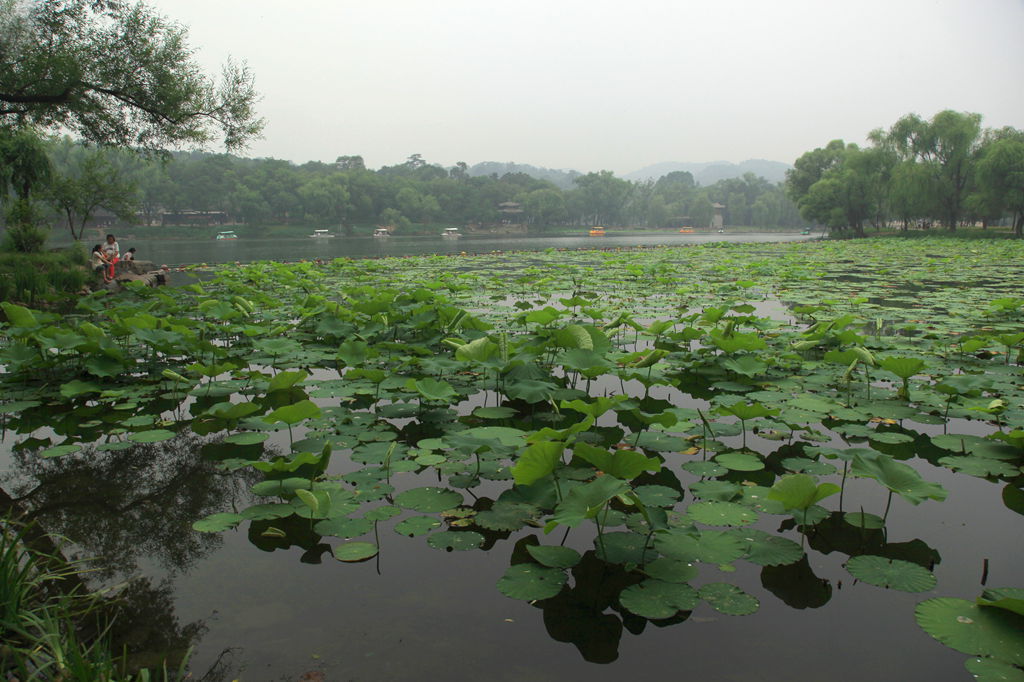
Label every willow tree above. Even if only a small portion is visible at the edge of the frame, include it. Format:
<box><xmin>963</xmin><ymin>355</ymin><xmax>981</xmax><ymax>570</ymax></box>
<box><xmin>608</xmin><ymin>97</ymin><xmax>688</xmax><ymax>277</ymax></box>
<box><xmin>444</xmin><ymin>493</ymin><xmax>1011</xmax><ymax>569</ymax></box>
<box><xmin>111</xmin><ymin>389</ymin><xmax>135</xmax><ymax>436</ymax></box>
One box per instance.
<box><xmin>0</xmin><ymin>0</ymin><xmax>263</xmax><ymax>151</ymax></box>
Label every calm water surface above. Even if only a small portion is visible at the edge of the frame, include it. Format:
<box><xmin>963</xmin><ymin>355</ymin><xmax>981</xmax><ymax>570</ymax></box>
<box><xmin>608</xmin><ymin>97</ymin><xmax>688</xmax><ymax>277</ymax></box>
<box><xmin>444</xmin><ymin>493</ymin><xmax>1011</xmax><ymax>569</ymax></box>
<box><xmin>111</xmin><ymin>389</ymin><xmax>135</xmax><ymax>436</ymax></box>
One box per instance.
<box><xmin>1</xmin><ymin>230</ymin><xmax>1012</xmax><ymax>682</ymax></box>
<box><xmin>121</xmin><ymin>231</ymin><xmax>817</xmax><ymax>266</ymax></box>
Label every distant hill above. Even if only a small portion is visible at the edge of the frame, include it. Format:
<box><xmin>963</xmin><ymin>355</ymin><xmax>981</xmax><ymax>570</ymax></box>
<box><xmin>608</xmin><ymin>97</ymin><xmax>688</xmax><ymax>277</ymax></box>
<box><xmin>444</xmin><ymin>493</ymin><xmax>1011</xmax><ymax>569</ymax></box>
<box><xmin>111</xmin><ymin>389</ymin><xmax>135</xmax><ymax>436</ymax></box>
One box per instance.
<box><xmin>624</xmin><ymin>159</ymin><xmax>791</xmax><ymax>185</ymax></box>
<box><xmin>467</xmin><ymin>162</ymin><xmax>582</xmax><ymax>190</ymax></box>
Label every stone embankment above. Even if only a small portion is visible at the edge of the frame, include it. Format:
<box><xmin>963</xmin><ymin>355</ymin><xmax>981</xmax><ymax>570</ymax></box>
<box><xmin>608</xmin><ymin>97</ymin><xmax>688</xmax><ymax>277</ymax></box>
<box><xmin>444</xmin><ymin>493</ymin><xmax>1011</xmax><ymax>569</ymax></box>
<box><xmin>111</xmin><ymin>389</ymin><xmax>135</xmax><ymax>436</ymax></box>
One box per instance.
<box><xmin>93</xmin><ymin>260</ymin><xmax>169</xmax><ymax>291</ymax></box>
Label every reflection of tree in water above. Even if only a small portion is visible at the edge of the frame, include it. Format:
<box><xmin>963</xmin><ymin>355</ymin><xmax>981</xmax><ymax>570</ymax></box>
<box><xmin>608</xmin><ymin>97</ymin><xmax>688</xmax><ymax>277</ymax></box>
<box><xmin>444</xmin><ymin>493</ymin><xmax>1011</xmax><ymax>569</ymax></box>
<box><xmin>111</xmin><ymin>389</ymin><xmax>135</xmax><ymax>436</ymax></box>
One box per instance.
<box><xmin>0</xmin><ymin>431</ymin><xmax>258</xmax><ymax>675</ymax></box>
<box><xmin>2</xmin><ymin>432</ymin><xmax>256</xmax><ymax>580</ymax></box>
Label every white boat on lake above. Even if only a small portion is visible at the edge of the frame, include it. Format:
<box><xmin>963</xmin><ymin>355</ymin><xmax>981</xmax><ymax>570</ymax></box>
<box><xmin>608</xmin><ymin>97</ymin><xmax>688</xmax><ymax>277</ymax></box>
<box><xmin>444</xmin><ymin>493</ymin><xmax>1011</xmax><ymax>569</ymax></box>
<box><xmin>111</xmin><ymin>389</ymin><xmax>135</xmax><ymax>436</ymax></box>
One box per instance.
<box><xmin>373</xmin><ymin>228</ymin><xmax>391</xmax><ymax>238</ymax></box>
<box><xmin>310</xmin><ymin>229</ymin><xmax>335</xmax><ymax>239</ymax></box>
<box><xmin>215</xmin><ymin>230</ymin><xmax>238</xmax><ymax>240</ymax></box>
<box><xmin>441</xmin><ymin>227</ymin><xmax>462</xmax><ymax>239</ymax></box>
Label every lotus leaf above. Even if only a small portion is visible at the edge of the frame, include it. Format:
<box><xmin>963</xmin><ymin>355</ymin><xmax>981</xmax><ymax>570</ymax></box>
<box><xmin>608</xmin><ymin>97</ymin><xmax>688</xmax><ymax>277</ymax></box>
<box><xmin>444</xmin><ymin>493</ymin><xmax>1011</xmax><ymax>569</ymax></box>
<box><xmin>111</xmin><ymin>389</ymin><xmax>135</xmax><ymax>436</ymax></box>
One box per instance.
<box><xmin>846</xmin><ymin>555</ymin><xmax>936</xmax><ymax>592</ymax></box>
<box><xmin>915</xmin><ymin>598</ymin><xmax>1024</xmax><ymax>665</ymax></box>
<box><xmin>619</xmin><ymin>580</ymin><xmax>699</xmax><ymax>619</ymax></box>
<box><xmin>394</xmin><ymin>516</ymin><xmax>442</xmax><ymax>537</ymax></box>
<box><xmin>427</xmin><ymin>530</ymin><xmax>484</xmax><ymax>551</ymax></box>
<box><xmin>394</xmin><ymin>487</ymin><xmax>464</xmax><ymax>513</ymax></box>
<box><xmin>40</xmin><ymin>444</ymin><xmax>82</xmax><ymax>458</ymax></box>
<box><xmin>643</xmin><ymin>558</ymin><xmax>699</xmax><ymax>583</ymax></box>
<box><xmin>333</xmin><ymin>542</ymin><xmax>378</xmax><ymax>562</ymax></box>
<box><xmin>594</xmin><ymin>531</ymin><xmax>658</xmax><ymax>564</ymax></box>
<box><xmin>192</xmin><ymin>513</ymin><xmax>244</xmax><ymax>532</ymax></box>
<box><xmin>655</xmin><ymin>529</ymin><xmax>746</xmax><ymax>564</ymax></box>
<box><xmin>496</xmin><ymin>564</ymin><xmax>567</xmax><ymax>601</ymax></box>
<box><xmin>715</xmin><ymin>452</ymin><xmax>764</xmax><ymax>471</ymax></box>
<box><xmin>699</xmin><ymin>583</ymin><xmax>759</xmax><ymax>615</ymax></box>
<box><xmin>687</xmin><ymin>501</ymin><xmax>758</xmax><ymax>527</ymax></box>
<box><xmin>475</xmin><ymin>501</ymin><xmax>537</xmax><ymax>532</ymax></box>
<box><xmin>739</xmin><ymin>529</ymin><xmax>804</xmax><ymax>566</ymax></box>
<box><xmin>963</xmin><ymin>657</ymin><xmax>1024</xmax><ymax>682</ymax></box>
<box><xmin>128</xmin><ymin>429</ymin><xmax>176</xmax><ymax>443</ymax></box>
<box><xmin>526</xmin><ymin>544</ymin><xmax>581</xmax><ymax>569</ymax></box>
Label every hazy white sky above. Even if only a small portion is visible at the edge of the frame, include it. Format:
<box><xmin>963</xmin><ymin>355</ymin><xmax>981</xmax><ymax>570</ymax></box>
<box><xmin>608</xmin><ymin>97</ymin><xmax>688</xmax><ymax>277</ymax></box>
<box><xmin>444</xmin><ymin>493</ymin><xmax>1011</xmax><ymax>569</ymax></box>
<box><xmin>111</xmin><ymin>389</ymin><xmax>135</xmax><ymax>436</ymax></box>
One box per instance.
<box><xmin>148</xmin><ymin>0</ymin><xmax>1024</xmax><ymax>174</ymax></box>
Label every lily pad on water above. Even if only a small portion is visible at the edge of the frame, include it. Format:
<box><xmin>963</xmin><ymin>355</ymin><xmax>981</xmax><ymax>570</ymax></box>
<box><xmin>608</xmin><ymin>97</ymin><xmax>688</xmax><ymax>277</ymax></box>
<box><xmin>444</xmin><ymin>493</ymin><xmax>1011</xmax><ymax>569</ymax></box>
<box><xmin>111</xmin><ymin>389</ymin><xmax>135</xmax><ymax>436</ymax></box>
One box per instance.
<box><xmin>619</xmin><ymin>580</ymin><xmax>699</xmax><ymax>620</ymax></box>
<box><xmin>40</xmin><ymin>444</ymin><xmax>82</xmax><ymax>458</ymax></box>
<box><xmin>634</xmin><ymin>484</ymin><xmax>682</xmax><ymax>508</ymax></box>
<box><xmin>715</xmin><ymin>451</ymin><xmax>765</xmax><ymax>471</ymax></box>
<box><xmin>224</xmin><ymin>431</ymin><xmax>269</xmax><ymax>445</ymax></box>
<box><xmin>643</xmin><ymin>557</ymin><xmax>699</xmax><ymax>583</ymax></box>
<box><xmin>655</xmin><ymin>529</ymin><xmax>746</xmax><ymax>565</ymax></box>
<box><xmin>738</xmin><ymin>529</ymin><xmax>804</xmax><ymax>566</ymax></box>
<box><xmin>496</xmin><ymin>563</ymin><xmax>567</xmax><ymax>601</ymax></box>
<box><xmin>682</xmin><ymin>461</ymin><xmax>728</xmax><ymax>478</ymax></box>
<box><xmin>938</xmin><ymin>456</ymin><xmax>1019</xmax><ymax>479</ymax></box>
<box><xmin>526</xmin><ymin>544</ymin><xmax>581</xmax><ymax>569</ymax></box>
<box><xmin>689</xmin><ymin>480</ymin><xmax>742</xmax><ymax>502</ymax></box>
<box><xmin>474</xmin><ymin>501</ymin><xmax>537</xmax><ymax>532</ymax></box>
<box><xmin>843</xmin><ymin>512</ymin><xmax>886</xmax><ymax>529</ymax></box>
<box><xmin>394</xmin><ymin>516</ymin><xmax>442</xmax><ymax>537</ymax></box>
<box><xmin>687</xmin><ymin>501</ymin><xmax>758</xmax><ymax>527</ymax></box>
<box><xmin>915</xmin><ymin>598</ymin><xmax>1024</xmax><ymax>665</ymax></box>
<box><xmin>394</xmin><ymin>487</ymin><xmax>464</xmax><ymax>512</ymax></box>
<box><xmin>427</xmin><ymin>530</ymin><xmax>484</xmax><ymax>551</ymax></box>
<box><xmin>128</xmin><ymin>429</ymin><xmax>176</xmax><ymax>443</ymax></box>
<box><xmin>963</xmin><ymin>657</ymin><xmax>1024</xmax><ymax>682</ymax></box>
<box><xmin>699</xmin><ymin>583</ymin><xmax>759</xmax><ymax>615</ymax></box>
<box><xmin>314</xmin><ymin>517</ymin><xmax>373</xmax><ymax>539</ymax></box>
<box><xmin>192</xmin><ymin>513</ymin><xmax>244</xmax><ymax>532</ymax></box>
<box><xmin>846</xmin><ymin>555</ymin><xmax>936</xmax><ymax>593</ymax></box>
<box><xmin>333</xmin><ymin>542</ymin><xmax>378</xmax><ymax>562</ymax></box>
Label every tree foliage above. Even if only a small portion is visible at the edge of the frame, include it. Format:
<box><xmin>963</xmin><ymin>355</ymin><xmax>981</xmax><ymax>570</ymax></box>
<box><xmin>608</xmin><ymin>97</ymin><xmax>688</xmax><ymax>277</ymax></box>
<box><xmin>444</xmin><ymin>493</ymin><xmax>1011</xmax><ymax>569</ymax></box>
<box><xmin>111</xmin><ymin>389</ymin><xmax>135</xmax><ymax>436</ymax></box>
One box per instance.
<box><xmin>787</xmin><ymin>110</ymin><xmax>1023</xmax><ymax>236</ymax></box>
<box><xmin>0</xmin><ymin>0</ymin><xmax>263</xmax><ymax>151</ymax></box>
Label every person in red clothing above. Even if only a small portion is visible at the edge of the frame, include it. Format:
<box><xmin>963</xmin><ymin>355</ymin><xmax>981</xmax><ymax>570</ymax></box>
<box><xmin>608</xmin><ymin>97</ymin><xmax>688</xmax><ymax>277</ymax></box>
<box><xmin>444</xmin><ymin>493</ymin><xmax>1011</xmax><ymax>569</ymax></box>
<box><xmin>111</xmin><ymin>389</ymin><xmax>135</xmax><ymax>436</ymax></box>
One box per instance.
<box><xmin>101</xmin><ymin>234</ymin><xmax>119</xmax><ymax>279</ymax></box>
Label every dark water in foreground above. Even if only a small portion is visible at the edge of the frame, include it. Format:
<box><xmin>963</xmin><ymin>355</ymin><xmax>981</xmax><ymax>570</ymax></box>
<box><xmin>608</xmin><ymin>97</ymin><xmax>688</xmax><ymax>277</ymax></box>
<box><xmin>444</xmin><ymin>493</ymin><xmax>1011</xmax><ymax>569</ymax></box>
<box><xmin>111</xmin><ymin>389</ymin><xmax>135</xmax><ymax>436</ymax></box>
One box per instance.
<box><xmin>118</xmin><ymin>231</ymin><xmax>816</xmax><ymax>266</ymax></box>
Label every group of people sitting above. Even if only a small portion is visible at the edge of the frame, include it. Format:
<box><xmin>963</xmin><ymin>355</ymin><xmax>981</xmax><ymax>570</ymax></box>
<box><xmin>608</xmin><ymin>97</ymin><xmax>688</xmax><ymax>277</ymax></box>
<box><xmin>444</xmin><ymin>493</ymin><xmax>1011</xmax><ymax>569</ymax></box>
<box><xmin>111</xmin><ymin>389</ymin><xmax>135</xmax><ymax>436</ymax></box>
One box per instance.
<box><xmin>89</xmin><ymin>234</ymin><xmax>136</xmax><ymax>283</ymax></box>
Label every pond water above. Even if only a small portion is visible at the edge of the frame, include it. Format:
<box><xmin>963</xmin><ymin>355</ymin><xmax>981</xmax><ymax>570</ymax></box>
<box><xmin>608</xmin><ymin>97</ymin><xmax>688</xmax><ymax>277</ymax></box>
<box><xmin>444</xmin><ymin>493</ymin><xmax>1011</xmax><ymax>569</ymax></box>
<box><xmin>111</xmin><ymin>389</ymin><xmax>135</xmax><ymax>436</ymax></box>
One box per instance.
<box><xmin>114</xmin><ymin>231</ymin><xmax>816</xmax><ymax>267</ymax></box>
<box><xmin>2</xmin><ymin>238</ymin><xmax>1020</xmax><ymax>681</ymax></box>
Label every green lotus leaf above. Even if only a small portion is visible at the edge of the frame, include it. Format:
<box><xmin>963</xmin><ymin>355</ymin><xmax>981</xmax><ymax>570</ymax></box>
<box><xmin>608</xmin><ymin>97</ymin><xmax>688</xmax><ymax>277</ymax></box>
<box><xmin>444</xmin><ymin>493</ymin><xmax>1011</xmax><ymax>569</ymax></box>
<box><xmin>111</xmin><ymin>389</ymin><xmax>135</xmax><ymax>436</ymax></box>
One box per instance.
<box><xmin>224</xmin><ymin>432</ymin><xmax>269</xmax><ymax>445</ymax></box>
<box><xmin>869</xmin><ymin>431</ymin><xmax>915</xmax><ymax>445</ymax></box>
<box><xmin>619</xmin><ymin>580</ymin><xmax>699</xmax><ymax>619</ymax></box>
<box><xmin>251</xmin><ymin>477</ymin><xmax>312</xmax><ymax>497</ymax></box>
<box><xmin>314</xmin><ymin>517</ymin><xmax>373</xmax><ymax>539</ymax></box>
<box><xmin>738</xmin><ymin>529</ymin><xmax>804</xmax><ymax>566</ymax></box>
<box><xmin>594</xmin><ymin>531</ymin><xmax>658</xmax><ymax>564</ymax></box>
<box><xmin>394</xmin><ymin>487</ymin><xmax>463</xmax><ymax>512</ymax></box>
<box><xmin>634</xmin><ymin>484</ymin><xmax>682</xmax><ymax>508</ymax></box>
<box><xmin>843</xmin><ymin>512</ymin><xmax>886</xmax><ymax>529</ymax></box>
<box><xmin>267</xmin><ymin>369</ymin><xmax>308</xmax><ymax>392</ymax></box>
<box><xmin>496</xmin><ymin>564</ymin><xmax>567</xmax><ymax>601</ymax></box>
<box><xmin>192</xmin><ymin>513</ymin><xmax>243</xmax><ymax>532</ymax></box>
<box><xmin>475</xmin><ymin>501</ymin><xmax>536</xmax><ymax>532</ymax></box>
<box><xmin>915</xmin><ymin>598</ymin><xmax>1024</xmax><ymax>665</ymax></box>
<box><xmin>781</xmin><ymin>457</ymin><xmax>837</xmax><ymax>475</ymax></box>
<box><xmin>473</xmin><ymin>406</ymin><xmax>518</xmax><ymax>419</ymax></box>
<box><xmin>963</xmin><ymin>657</ymin><xmax>1024</xmax><ymax>682</ymax></box>
<box><xmin>768</xmin><ymin>473</ymin><xmax>840</xmax><ymax>511</ymax></box>
<box><xmin>687</xmin><ymin>501</ymin><xmax>758</xmax><ymax>527</ymax></box>
<box><xmin>511</xmin><ymin>440</ymin><xmax>563</xmax><ymax>486</ymax></box>
<box><xmin>427</xmin><ymin>530</ymin><xmax>484</xmax><ymax>551</ymax></box>
<box><xmin>263</xmin><ymin>399</ymin><xmax>322</xmax><ymax>426</ymax></box>
<box><xmin>851</xmin><ymin>452</ymin><xmax>948</xmax><ymax>505</ymax></box>
<box><xmin>846</xmin><ymin>555</ymin><xmax>936</xmax><ymax>593</ymax></box>
<box><xmin>574</xmin><ymin>442</ymin><xmax>661</xmax><ymax>480</ymax></box>
<box><xmin>526</xmin><ymin>544</ymin><xmax>581</xmax><ymax>569</ymax></box>
<box><xmin>128</xmin><ymin>429</ymin><xmax>176</xmax><ymax>443</ymax></box>
<box><xmin>1003</xmin><ymin>485</ymin><xmax>1024</xmax><ymax>516</ymax></box>
<box><xmin>655</xmin><ymin>529</ymin><xmax>746</xmax><ymax>564</ymax></box>
<box><xmin>643</xmin><ymin>558</ymin><xmax>698</xmax><ymax>583</ymax></box>
<box><xmin>715</xmin><ymin>452</ymin><xmax>765</xmax><ymax>471</ymax></box>
<box><xmin>699</xmin><ymin>582</ymin><xmax>759</xmax><ymax>615</ymax></box>
<box><xmin>682</xmin><ymin>461</ymin><xmax>728</xmax><ymax>478</ymax></box>
<box><xmin>40</xmin><ymin>444</ymin><xmax>82</xmax><ymax>458</ymax></box>
<box><xmin>363</xmin><ymin>505</ymin><xmax>402</xmax><ymax>522</ymax></box>
<box><xmin>939</xmin><ymin>456</ymin><xmax>1019</xmax><ymax>478</ymax></box>
<box><xmin>978</xmin><ymin>588</ymin><xmax>1024</xmax><ymax>617</ymax></box>
<box><xmin>0</xmin><ymin>400</ymin><xmax>41</xmax><ymax>414</ymax></box>
<box><xmin>333</xmin><ymin>542</ymin><xmax>378</xmax><ymax>562</ymax></box>
<box><xmin>689</xmin><ymin>480</ymin><xmax>741</xmax><ymax>502</ymax></box>
<box><xmin>394</xmin><ymin>516</ymin><xmax>442</xmax><ymax>537</ymax></box>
